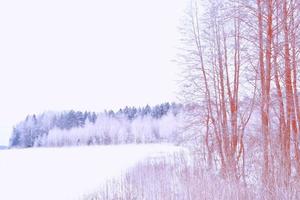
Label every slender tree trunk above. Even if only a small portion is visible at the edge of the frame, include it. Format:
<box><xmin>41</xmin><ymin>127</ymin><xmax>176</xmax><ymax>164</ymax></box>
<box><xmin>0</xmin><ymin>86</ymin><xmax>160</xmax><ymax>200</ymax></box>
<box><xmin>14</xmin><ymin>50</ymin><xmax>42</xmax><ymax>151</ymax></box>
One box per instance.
<box><xmin>257</xmin><ymin>0</ymin><xmax>270</xmax><ymax>186</ymax></box>
<box><xmin>283</xmin><ymin>0</ymin><xmax>292</xmax><ymax>181</ymax></box>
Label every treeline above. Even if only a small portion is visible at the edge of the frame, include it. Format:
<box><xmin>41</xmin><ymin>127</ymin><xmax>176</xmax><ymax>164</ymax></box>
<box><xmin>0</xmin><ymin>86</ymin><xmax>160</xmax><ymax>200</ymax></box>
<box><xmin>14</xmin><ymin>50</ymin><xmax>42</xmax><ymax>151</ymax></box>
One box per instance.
<box><xmin>9</xmin><ymin>103</ymin><xmax>183</xmax><ymax>148</ymax></box>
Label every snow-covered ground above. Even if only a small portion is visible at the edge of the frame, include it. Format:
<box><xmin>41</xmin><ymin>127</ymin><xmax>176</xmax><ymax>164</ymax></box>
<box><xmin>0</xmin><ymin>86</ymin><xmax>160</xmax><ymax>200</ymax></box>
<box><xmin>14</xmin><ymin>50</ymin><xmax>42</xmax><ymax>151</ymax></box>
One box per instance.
<box><xmin>0</xmin><ymin>144</ymin><xmax>186</xmax><ymax>200</ymax></box>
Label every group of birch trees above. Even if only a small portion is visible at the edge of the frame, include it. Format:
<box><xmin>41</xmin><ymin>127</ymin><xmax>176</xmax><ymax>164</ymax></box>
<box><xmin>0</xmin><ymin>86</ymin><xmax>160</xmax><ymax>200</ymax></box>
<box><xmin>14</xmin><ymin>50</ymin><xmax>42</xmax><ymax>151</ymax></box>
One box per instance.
<box><xmin>181</xmin><ymin>0</ymin><xmax>300</xmax><ymax>189</ymax></box>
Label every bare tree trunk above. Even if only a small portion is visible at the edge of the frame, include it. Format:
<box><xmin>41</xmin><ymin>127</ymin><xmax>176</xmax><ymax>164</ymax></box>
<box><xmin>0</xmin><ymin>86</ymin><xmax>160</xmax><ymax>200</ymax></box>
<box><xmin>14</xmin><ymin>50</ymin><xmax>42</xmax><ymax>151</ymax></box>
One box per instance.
<box><xmin>257</xmin><ymin>0</ymin><xmax>271</xmax><ymax>186</ymax></box>
<box><xmin>290</xmin><ymin>0</ymin><xmax>300</xmax><ymax>176</ymax></box>
<box><xmin>283</xmin><ymin>0</ymin><xmax>292</xmax><ymax>181</ymax></box>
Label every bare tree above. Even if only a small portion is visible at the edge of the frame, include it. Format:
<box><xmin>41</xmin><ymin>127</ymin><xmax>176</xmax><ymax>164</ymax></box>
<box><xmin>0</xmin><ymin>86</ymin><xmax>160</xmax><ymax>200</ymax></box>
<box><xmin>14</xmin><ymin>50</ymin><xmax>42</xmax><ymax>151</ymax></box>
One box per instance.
<box><xmin>180</xmin><ymin>0</ymin><xmax>300</xmax><ymax>189</ymax></box>
<box><xmin>179</xmin><ymin>0</ymin><xmax>256</xmax><ymax>181</ymax></box>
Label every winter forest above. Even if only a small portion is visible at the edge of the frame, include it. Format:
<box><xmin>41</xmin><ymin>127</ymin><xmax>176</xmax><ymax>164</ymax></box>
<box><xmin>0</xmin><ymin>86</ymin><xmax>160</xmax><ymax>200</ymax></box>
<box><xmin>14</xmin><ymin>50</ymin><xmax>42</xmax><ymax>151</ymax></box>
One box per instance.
<box><xmin>2</xmin><ymin>0</ymin><xmax>300</xmax><ymax>199</ymax></box>
<box><xmin>9</xmin><ymin>103</ymin><xmax>183</xmax><ymax>147</ymax></box>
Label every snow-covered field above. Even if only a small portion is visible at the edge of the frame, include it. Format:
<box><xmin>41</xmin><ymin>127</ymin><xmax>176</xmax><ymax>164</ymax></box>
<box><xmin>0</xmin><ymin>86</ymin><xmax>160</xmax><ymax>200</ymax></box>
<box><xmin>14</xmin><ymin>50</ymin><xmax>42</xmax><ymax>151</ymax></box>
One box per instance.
<box><xmin>0</xmin><ymin>144</ymin><xmax>185</xmax><ymax>200</ymax></box>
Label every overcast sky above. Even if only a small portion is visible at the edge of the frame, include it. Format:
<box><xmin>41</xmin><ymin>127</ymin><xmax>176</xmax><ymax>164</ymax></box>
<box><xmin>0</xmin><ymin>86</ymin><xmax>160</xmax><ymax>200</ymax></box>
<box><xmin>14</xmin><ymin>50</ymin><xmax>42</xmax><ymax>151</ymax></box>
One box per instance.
<box><xmin>0</xmin><ymin>0</ymin><xmax>188</xmax><ymax>145</ymax></box>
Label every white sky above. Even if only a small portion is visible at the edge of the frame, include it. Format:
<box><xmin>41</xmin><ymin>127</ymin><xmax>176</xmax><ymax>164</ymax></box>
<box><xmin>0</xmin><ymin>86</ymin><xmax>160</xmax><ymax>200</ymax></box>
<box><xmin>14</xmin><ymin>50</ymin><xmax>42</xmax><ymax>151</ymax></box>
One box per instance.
<box><xmin>0</xmin><ymin>0</ymin><xmax>188</xmax><ymax>145</ymax></box>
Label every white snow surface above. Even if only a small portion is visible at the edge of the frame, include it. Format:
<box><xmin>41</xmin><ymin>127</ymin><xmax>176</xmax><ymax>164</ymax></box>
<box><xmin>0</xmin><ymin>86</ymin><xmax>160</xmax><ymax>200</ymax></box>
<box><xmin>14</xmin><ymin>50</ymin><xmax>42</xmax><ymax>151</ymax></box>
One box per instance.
<box><xmin>0</xmin><ymin>144</ymin><xmax>185</xmax><ymax>200</ymax></box>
